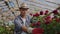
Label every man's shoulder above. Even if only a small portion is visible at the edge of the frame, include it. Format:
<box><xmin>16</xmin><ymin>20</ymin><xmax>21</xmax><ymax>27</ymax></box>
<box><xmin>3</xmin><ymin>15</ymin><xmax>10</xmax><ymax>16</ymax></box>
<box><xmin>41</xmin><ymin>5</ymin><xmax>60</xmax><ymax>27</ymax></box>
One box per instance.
<box><xmin>14</xmin><ymin>15</ymin><xmax>20</xmax><ymax>20</ymax></box>
<box><xmin>14</xmin><ymin>15</ymin><xmax>21</xmax><ymax>23</ymax></box>
<box><xmin>27</xmin><ymin>15</ymin><xmax>32</xmax><ymax>19</ymax></box>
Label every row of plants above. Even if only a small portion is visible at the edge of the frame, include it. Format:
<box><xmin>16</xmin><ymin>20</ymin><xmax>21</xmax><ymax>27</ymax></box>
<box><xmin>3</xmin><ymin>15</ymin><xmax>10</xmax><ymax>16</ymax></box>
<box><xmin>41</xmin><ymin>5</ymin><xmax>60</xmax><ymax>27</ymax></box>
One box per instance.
<box><xmin>30</xmin><ymin>9</ymin><xmax>60</xmax><ymax>34</ymax></box>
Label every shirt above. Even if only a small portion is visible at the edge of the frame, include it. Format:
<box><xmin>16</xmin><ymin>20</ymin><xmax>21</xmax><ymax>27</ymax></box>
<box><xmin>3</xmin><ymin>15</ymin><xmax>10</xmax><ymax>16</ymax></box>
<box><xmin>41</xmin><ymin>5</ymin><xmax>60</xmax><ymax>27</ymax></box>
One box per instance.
<box><xmin>21</xmin><ymin>17</ymin><xmax>26</xmax><ymax>26</ymax></box>
<box><xmin>14</xmin><ymin>15</ymin><xmax>31</xmax><ymax>34</ymax></box>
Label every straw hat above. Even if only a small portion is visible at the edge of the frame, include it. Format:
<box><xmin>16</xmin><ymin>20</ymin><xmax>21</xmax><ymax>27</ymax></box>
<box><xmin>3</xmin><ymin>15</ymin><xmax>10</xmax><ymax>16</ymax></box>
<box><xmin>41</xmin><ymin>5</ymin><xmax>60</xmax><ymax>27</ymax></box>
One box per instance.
<box><xmin>19</xmin><ymin>3</ymin><xmax>29</xmax><ymax>9</ymax></box>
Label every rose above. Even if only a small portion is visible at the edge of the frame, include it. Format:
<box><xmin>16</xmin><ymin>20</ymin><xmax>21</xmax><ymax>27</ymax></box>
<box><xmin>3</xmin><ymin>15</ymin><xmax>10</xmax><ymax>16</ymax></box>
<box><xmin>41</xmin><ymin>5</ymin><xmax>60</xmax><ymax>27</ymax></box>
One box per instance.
<box><xmin>36</xmin><ymin>21</ymin><xmax>41</xmax><ymax>26</ymax></box>
<box><xmin>30</xmin><ymin>13</ymin><xmax>33</xmax><ymax>16</ymax></box>
<box><xmin>40</xmin><ymin>11</ymin><xmax>43</xmax><ymax>15</ymax></box>
<box><xmin>45</xmin><ymin>10</ymin><xmax>49</xmax><ymax>15</ymax></box>
<box><xmin>44</xmin><ymin>16</ymin><xmax>52</xmax><ymax>21</ymax></box>
<box><xmin>31</xmin><ymin>21</ymin><xmax>40</xmax><ymax>27</ymax></box>
<box><xmin>33</xmin><ymin>13</ymin><xmax>40</xmax><ymax>17</ymax></box>
<box><xmin>31</xmin><ymin>23</ymin><xmax>36</xmax><ymax>26</ymax></box>
<box><xmin>44</xmin><ymin>16</ymin><xmax>52</xmax><ymax>24</ymax></box>
<box><xmin>32</xmin><ymin>28</ymin><xmax>44</xmax><ymax>34</ymax></box>
<box><xmin>55</xmin><ymin>18</ymin><xmax>60</xmax><ymax>22</ymax></box>
<box><xmin>52</xmin><ymin>9</ymin><xmax>58</xmax><ymax>15</ymax></box>
<box><xmin>45</xmin><ymin>21</ymin><xmax>51</xmax><ymax>24</ymax></box>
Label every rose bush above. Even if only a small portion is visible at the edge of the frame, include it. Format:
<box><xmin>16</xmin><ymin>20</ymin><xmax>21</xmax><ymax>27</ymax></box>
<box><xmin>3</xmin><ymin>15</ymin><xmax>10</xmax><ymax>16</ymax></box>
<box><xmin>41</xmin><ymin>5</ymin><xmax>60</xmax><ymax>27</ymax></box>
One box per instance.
<box><xmin>30</xmin><ymin>9</ymin><xmax>60</xmax><ymax>34</ymax></box>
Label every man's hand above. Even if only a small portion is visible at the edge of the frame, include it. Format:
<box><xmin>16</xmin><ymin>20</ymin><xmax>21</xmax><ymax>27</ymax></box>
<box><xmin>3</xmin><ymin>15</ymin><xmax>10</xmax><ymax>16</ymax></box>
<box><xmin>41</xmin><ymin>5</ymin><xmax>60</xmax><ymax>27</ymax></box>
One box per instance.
<box><xmin>22</xmin><ymin>26</ymin><xmax>28</xmax><ymax>32</ymax></box>
<box><xmin>27</xmin><ymin>27</ymin><xmax>34</xmax><ymax>33</ymax></box>
<box><xmin>22</xmin><ymin>26</ymin><xmax>34</xmax><ymax>33</ymax></box>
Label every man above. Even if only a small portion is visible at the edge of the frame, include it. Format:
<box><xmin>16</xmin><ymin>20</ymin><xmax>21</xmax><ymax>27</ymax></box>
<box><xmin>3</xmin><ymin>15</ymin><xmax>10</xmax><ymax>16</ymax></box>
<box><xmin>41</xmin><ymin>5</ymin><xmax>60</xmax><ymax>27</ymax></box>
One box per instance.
<box><xmin>14</xmin><ymin>3</ymin><xmax>33</xmax><ymax>34</ymax></box>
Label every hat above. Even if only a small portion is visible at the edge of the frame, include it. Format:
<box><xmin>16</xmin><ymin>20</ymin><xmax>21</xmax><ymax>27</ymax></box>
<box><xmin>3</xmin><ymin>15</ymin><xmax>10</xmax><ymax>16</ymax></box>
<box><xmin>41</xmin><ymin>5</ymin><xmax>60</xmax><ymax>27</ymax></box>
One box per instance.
<box><xmin>19</xmin><ymin>3</ymin><xmax>29</xmax><ymax>9</ymax></box>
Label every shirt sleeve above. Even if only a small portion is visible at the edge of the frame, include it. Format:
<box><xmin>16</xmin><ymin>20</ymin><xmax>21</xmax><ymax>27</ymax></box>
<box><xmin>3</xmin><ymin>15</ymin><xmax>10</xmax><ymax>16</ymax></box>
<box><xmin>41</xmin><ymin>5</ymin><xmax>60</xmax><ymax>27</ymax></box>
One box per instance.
<box><xmin>14</xmin><ymin>17</ymin><xmax>22</xmax><ymax>29</ymax></box>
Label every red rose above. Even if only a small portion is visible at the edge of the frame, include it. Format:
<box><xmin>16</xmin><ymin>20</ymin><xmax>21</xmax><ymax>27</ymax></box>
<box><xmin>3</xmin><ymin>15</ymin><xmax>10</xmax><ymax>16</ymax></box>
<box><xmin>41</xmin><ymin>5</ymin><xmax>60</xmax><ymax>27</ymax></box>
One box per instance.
<box><xmin>32</xmin><ymin>28</ymin><xmax>44</xmax><ymax>34</ymax></box>
<box><xmin>44</xmin><ymin>16</ymin><xmax>52</xmax><ymax>24</ymax></box>
<box><xmin>45</xmin><ymin>10</ymin><xmax>49</xmax><ymax>15</ymax></box>
<box><xmin>52</xmin><ymin>9</ymin><xmax>58</xmax><ymax>15</ymax></box>
<box><xmin>33</xmin><ymin>14</ymin><xmax>35</xmax><ymax>17</ymax></box>
<box><xmin>33</xmin><ymin>13</ymin><xmax>39</xmax><ymax>17</ymax></box>
<box><xmin>46</xmin><ymin>16</ymin><xmax>51</xmax><ymax>19</ymax></box>
<box><xmin>55</xmin><ymin>18</ymin><xmax>60</xmax><ymax>22</ymax></box>
<box><xmin>31</xmin><ymin>23</ymin><xmax>36</xmax><ymax>26</ymax></box>
<box><xmin>30</xmin><ymin>13</ymin><xmax>33</xmax><ymax>16</ymax></box>
<box><xmin>44</xmin><ymin>16</ymin><xmax>51</xmax><ymax>21</ymax></box>
<box><xmin>36</xmin><ymin>21</ymin><xmax>40</xmax><ymax>26</ymax></box>
<box><xmin>45</xmin><ymin>21</ymin><xmax>51</xmax><ymax>24</ymax></box>
<box><xmin>40</xmin><ymin>11</ymin><xmax>43</xmax><ymax>15</ymax></box>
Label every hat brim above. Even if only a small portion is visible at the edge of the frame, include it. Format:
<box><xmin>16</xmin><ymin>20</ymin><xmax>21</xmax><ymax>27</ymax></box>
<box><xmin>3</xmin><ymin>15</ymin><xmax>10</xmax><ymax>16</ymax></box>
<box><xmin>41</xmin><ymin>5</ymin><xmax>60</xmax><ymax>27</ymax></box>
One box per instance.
<box><xmin>19</xmin><ymin>7</ymin><xmax>29</xmax><ymax>10</ymax></box>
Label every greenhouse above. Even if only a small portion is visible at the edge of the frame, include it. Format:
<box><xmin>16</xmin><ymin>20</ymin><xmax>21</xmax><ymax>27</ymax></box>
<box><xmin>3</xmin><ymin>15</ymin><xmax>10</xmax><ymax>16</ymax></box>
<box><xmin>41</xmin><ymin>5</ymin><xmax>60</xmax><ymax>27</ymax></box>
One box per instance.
<box><xmin>0</xmin><ymin>0</ymin><xmax>60</xmax><ymax>34</ymax></box>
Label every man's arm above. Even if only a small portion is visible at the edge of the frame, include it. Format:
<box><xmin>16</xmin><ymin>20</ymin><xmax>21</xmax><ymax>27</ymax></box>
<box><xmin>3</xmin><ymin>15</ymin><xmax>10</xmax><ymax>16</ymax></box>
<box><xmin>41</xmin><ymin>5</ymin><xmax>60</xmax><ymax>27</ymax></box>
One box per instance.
<box><xmin>14</xmin><ymin>18</ymin><xmax>28</xmax><ymax>32</ymax></box>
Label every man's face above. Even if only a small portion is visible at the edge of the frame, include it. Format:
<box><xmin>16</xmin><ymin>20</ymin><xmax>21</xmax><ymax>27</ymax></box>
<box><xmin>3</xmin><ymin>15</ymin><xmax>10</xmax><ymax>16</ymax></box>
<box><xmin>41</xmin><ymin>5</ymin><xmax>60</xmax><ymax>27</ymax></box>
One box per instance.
<box><xmin>19</xmin><ymin>8</ymin><xmax>28</xmax><ymax>16</ymax></box>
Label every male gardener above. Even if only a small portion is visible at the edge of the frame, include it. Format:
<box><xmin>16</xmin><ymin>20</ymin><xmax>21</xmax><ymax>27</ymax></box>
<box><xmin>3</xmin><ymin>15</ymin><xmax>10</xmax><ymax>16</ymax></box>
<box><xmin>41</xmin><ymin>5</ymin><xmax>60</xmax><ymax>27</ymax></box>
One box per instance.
<box><xmin>14</xmin><ymin>3</ymin><xmax>33</xmax><ymax>34</ymax></box>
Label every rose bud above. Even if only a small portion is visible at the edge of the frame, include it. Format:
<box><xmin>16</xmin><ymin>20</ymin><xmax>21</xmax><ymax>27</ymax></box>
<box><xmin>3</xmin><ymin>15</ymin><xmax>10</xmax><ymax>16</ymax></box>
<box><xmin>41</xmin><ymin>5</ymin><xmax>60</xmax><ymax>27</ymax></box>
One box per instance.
<box><xmin>40</xmin><ymin>11</ymin><xmax>43</xmax><ymax>15</ymax></box>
